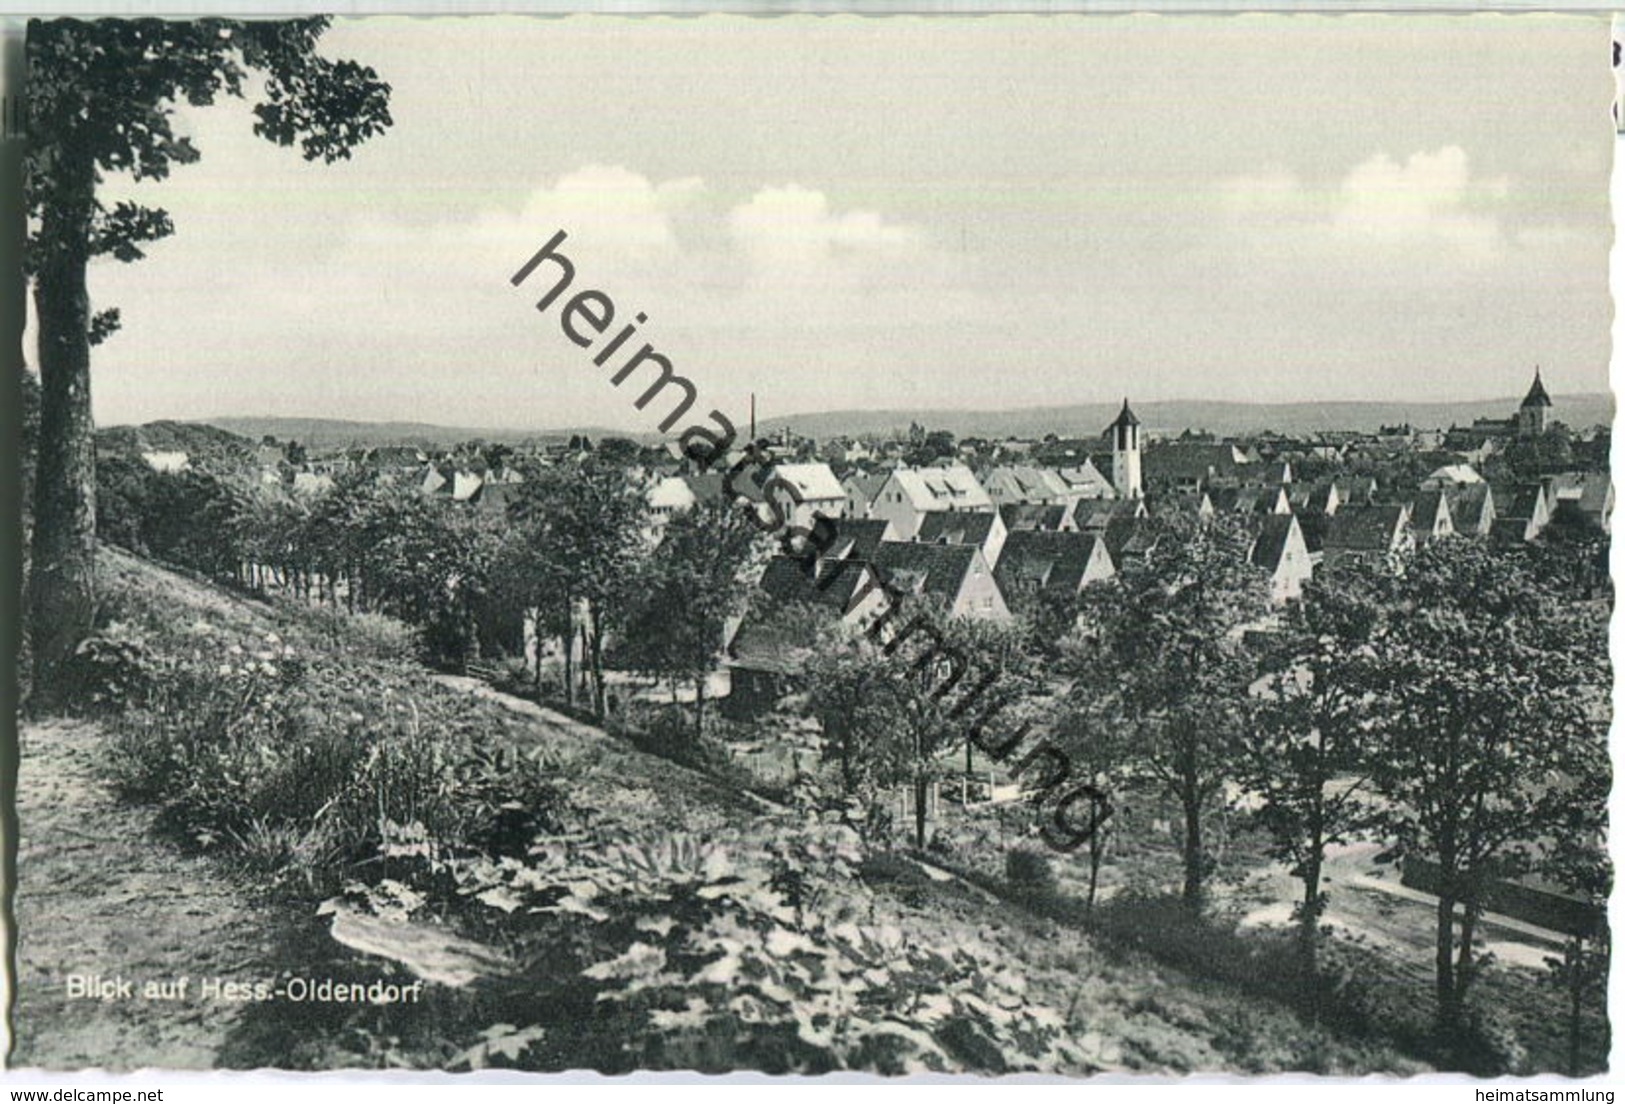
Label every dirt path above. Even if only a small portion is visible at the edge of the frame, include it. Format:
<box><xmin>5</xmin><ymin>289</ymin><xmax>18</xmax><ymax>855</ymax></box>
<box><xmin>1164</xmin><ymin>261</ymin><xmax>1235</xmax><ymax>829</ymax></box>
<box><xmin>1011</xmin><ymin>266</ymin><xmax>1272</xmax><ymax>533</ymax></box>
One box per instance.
<box><xmin>10</xmin><ymin>718</ymin><xmax>282</xmax><ymax>1070</ymax></box>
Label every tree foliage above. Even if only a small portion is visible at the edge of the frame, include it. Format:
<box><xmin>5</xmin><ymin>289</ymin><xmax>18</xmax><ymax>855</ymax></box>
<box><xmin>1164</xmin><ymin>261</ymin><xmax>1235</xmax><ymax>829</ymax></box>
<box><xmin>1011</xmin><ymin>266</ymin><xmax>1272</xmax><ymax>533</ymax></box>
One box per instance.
<box><xmin>619</xmin><ymin>500</ymin><xmax>767</xmax><ymax>740</ymax></box>
<box><xmin>1360</xmin><ymin>538</ymin><xmax>1609</xmax><ymax>1042</ymax></box>
<box><xmin>1238</xmin><ymin>563</ymin><xmax>1385</xmax><ymax>977</ymax></box>
<box><xmin>504</xmin><ymin>458</ymin><xmax>648</xmax><ymax>715</ymax></box>
<box><xmin>1073</xmin><ymin>513</ymin><xmax>1271</xmax><ymax>911</ymax></box>
<box><xmin>24</xmin><ymin>17</ymin><xmax>392</xmax><ymax>707</ymax></box>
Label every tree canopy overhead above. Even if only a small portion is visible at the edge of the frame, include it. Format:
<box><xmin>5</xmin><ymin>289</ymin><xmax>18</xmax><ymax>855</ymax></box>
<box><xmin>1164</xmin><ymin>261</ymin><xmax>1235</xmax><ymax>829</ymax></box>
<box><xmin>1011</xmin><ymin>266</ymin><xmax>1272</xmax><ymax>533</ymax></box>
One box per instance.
<box><xmin>24</xmin><ymin>17</ymin><xmax>392</xmax><ymax>706</ymax></box>
<box><xmin>26</xmin><ymin>17</ymin><xmax>392</xmax><ymax>276</ymax></box>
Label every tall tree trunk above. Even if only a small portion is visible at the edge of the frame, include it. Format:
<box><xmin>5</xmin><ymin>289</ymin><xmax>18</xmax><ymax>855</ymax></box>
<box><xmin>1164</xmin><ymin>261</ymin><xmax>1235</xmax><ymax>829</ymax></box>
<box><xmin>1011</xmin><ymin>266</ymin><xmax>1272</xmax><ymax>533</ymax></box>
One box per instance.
<box><xmin>693</xmin><ymin>669</ymin><xmax>705</xmax><ymax>743</ymax></box>
<box><xmin>1087</xmin><ymin>826</ymin><xmax>1104</xmax><ymax>917</ymax></box>
<box><xmin>1180</xmin><ymin>792</ymin><xmax>1205</xmax><ymax>912</ymax></box>
<box><xmin>1299</xmin><ymin>821</ymin><xmax>1326</xmax><ymax>980</ymax></box>
<box><xmin>914</xmin><ymin>773</ymin><xmax>928</xmax><ymax>851</ymax></box>
<box><xmin>562</xmin><ymin>593</ymin><xmax>575</xmax><ymax>709</ymax></box>
<box><xmin>590</xmin><ymin>624</ymin><xmax>606</xmax><ymax>718</ymax></box>
<box><xmin>29</xmin><ymin>170</ymin><xmax>97</xmax><ymax>711</ymax></box>
<box><xmin>1567</xmin><ymin>936</ymin><xmax>1585</xmax><ymax>1077</ymax></box>
<box><xmin>1453</xmin><ymin>894</ymin><xmax>1480</xmax><ymax>1008</ymax></box>
<box><xmin>1434</xmin><ymin>891</ymin><xmax>1460</xmax><ymax>1037</ymax></box>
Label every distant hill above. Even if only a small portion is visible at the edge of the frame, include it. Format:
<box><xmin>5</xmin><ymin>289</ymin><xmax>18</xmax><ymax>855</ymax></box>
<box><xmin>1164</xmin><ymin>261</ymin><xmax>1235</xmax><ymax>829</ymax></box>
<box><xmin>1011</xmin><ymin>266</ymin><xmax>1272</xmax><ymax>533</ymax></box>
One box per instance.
<box><xmin>201</xmin><ymin>417</ymin><xmax>644</xmax><ymax>450</ymax></box>
<box><xmin>114</xmin><ymin>393</ymin><xmax>1612</xmax><ymax>457</ymax></box>
<box><xmin>756</xmin><ymin>393</ymin><xmax>1616</xmax><ymax>441</ymax></box>
<box><xmin>96</xmin><ymin>420</ymin><xmax>254</xmax><ymax>466</ymax></box>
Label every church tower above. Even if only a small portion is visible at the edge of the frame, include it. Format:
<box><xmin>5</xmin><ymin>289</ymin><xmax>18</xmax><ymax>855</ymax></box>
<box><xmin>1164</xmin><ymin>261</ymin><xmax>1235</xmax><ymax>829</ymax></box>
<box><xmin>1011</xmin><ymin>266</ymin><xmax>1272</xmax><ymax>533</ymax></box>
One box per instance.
<box><xmin>1108</xmin><ymin>398</ymin><xmax>1143</xmax><ymax>500</ymax></box>
<box><xmin>1517</xmin><ymin>367</ymin><xmax>1552</xmax><ymax>438</ymax></box>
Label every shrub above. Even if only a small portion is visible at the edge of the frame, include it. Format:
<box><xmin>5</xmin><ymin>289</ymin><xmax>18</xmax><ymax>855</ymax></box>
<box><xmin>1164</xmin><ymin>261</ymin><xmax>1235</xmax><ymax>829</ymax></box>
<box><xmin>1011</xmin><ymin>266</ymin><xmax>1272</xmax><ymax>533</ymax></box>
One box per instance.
<box><xmin>1006</xmin><ymin>847</ymin><xmax>1058</xmax><ymax>904</ymax></box>
<box><xmin>103</xmin><ymin>630</ymin><xmax>569</xmax><ymax>891</ymax></box>
<box><xmin>1452</xmin><ymin>1004</ymin><xmax>1529</xmax><ymax>1076</ymax></box>
<box><xmin>305</xmin><ymin>606</ymin><xmax>420</xmax><ymax>664</ymax></box>
<box><xmin>63</xmin><ymin>622</ymin><xmax>163</xmax><ymax>717</ymax></box>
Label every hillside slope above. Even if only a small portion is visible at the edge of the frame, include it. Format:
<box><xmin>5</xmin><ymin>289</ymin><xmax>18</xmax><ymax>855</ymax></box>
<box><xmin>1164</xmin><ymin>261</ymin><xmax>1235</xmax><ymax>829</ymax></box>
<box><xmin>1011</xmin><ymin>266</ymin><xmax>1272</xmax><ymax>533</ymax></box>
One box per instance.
<box><xmin>13</xmin><ymin>547</ymin><xmax>1425</xmax><ymax>1074</ymax></box>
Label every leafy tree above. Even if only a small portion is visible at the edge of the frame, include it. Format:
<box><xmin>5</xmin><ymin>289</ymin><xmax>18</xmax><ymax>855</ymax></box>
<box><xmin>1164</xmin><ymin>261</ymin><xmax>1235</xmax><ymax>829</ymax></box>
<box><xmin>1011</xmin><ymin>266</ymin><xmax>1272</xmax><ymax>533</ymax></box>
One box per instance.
<box><xmin>1047</xmin><ymin>678</ymin><xmax>1132</xmax><ymax>915</ymax></box>
<box><xmin>506</xmin><ymin>458</ymin><xmax>648</xmax><ymax>716</ymax></box>
<box><xmin>806</xmin><ymin>629</ymin><xmax>949</xmax><ymax>851</ymax></box>
<box><xmin>141</xmin><ymin>468</ymin><xmax>248</xmax><ymax>577</ymax></box>
<box><xmin>1073</xmin><ymin>513</ymin><xmax>1271</xmax><ymax>912</ymax></box>
<box><xmin>93</xmin><ymin>453</ymin><xmax>156</xmax><ymax>553</ymax></box>
<box><xmin>1001</xmin><ymin>575</ymin><xmax>1081</xmax><ymax>658</ymax></box>
<box><xmin>1529</xmin><ymin>510</ymin><xmax>1611</xmax><ymax>601</ymax></box>
<box><xmin>1484</xmin><ymin>426</ymin><xmax>1575</xmax><ymax>484</ymax></box>
<box><xmin>1361</xmin><ymin>539</ymin><xmax>1609</xmax><ymax>1044</ymax></box>
<box><xmin>1237</xmin><ymin>565</ymin><xmax>1384</xmax><ymax>979</ymax></box>
<box><xmin>595</xmin><ymin>437</ymin><xmax>645</xmax><ymax>469</ymax></box>
<box><xmin>806</xmin><ymin>606</ymin><xmax>1039</xmax><ymax>851</ymax></box>
<box><xmin>23</xmin><ymin>17</ymin><xmax>391</xmax><ymax>706</ymax></box>
<box><xmin>1537</xmin><ymin>805</ymin><xmax>1610</xmax><ymax>1077</ymax></box>
<box><xmin>903</xmin><ymin>428</ymin><xmax>957</xmax><ymax>468</ymax></box>
<box><xmin>619</xmin><ymin>500</ymin><xmax>765</xmax><ymax>741</ymax></box>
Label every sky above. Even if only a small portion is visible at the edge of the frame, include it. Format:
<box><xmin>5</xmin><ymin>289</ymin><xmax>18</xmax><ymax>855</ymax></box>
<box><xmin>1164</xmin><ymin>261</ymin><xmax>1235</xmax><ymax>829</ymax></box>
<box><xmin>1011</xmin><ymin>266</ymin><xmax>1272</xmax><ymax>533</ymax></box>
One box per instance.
<box><xmin>32</xmin><ymin>13</ymin><xmax>1617</xmax><ymax>434</ymax></box>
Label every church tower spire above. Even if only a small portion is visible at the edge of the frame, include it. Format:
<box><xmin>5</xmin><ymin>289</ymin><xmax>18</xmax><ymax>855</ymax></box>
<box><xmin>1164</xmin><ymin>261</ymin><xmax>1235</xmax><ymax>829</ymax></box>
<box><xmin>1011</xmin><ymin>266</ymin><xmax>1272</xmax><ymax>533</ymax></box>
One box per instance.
<box><xmin>1107</xmin><ymin>398</ymin><xmax>1143</xmax><ymax>500</ymax></box>
<box><xmin>1517</xmin><ymin>366</ymin><xmax>1551</xmax><ymax>437</ymax></box>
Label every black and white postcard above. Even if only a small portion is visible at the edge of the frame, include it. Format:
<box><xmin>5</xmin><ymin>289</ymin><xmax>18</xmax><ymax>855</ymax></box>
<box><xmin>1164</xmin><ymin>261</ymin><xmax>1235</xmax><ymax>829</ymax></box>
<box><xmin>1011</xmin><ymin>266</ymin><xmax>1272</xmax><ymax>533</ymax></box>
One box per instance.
<box><xmin>8</xmin><ymin>12</ymin><xmax>1615</xmax><ymax>1080</ymax></box>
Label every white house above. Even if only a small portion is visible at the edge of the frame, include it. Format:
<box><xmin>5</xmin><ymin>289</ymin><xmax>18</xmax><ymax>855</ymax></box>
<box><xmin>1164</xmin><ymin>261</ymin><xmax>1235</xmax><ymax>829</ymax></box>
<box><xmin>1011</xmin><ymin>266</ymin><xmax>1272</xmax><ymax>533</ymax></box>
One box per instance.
<box><xmin>1420</xmin><ymin>464</ymin><xmax>1483</xmax><ymax>492</ymax></box>
<box><xmin>765</xmin><ymin>462</ymin><xmax>848</xmax><ymax>532</ymax></box>
<box><xmin>868</xmin><ymin>465</ymin><xmax>995</xmax><ymax>540</ymax></box>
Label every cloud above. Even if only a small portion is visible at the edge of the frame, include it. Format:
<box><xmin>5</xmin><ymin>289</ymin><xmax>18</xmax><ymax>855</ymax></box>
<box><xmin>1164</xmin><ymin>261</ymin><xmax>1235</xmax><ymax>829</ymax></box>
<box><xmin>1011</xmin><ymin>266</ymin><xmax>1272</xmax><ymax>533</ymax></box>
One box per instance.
<box><xmin>1215</xmin><ymin>146</ymin><xmax>1514</xmax><ymax>265</ymax></box>
<box><xmin>504</xmin><ymin>164</ymin><xmax>704</xmax><ymax>257</ymax></box>
<box><xmin>729</xmin><ymin>184</ymin><xmax>923</xmax><ymax>277</ymax></box>
<box><xmin>1329</xmin><ymin>147</ymin><xmax>1505</xmax><ymax>261</ymax></box>
<box><xmin>68</xmin><ymin>162</ymin><xmax>977</xmax><ymax>427</ymax></box>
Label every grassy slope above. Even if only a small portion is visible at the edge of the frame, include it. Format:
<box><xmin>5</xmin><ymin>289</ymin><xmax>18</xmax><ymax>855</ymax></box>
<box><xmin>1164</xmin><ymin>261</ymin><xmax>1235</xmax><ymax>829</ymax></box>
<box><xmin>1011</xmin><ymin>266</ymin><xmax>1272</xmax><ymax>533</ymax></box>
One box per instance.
<box><xmin>34</xmin><ymin>546</ymin><xmax>1422</xmax><ymax>1075</ymax></box>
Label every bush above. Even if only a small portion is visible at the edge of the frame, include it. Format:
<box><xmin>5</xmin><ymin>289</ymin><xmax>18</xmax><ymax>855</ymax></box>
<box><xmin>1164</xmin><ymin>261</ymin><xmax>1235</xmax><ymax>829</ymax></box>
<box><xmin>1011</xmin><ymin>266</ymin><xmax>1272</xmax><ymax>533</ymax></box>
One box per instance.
<box><xmin>64</xmin><ymin>623</ymin><xmax>162</xmax><ymax>716</ymax></box>
<box><xmin>1452</xmin><ymin>1004</ymin><xmax>1529</xmax><ymax>1076</ymax></box>
<box><xmin>1006</xmin><ymin>847</ymin><xmax>1058</xmax><ymax>903</ymax></box>
<box><xmin>305</xmin><ymin>606</ymin><xmax>420</xmax><ymax>664</ymax></box>
<box><xmin>103</xmin><ymin>630</ymin><xmax>568</xmax><ymax>894</ymax></box>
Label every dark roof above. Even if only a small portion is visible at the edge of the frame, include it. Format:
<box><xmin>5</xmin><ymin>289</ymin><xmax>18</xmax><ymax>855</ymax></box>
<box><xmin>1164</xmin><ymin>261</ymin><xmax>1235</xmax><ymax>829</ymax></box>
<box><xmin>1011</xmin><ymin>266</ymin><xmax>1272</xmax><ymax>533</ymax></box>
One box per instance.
<box><xmin>999</xmin><ymin>502</ymin><xmax>1072</xmax><ymax>532</ymax></box>
<box><xmin>1324</xmin><ymin>504</ymin><xmax>1409</xmax><ymax>553</ymax></box>
<box><xmin>1076</xmin><ymin>497</ymin><xmax>1145</xmax><ymax>532</ymax></box>
<box><xmin>1142</xmin><ymin>443</ymin><xmax>1248</xmax><ymax>484</ymax></box>
<box><xmin>1249</xmin><ymin>514</ymin><xmax>1301</xmax><ymax>574</ymax></box>
<box><xmin>1341</xmin><ymin>476</ymin><xmax>1379</xmax><ymax>504</ymax></box>
<box><xmin>1290</xmin><ymin>480</ymin><xmax>1341</xmax><ymax>516</ymax></box>
<box><xmin>1296</xmin><ymin>512</ymin><xmax>1329</xmax><ymax>553</ymax></box>
<box><xmin>1501</xmin><ymin>483</ymin><xmax>1547</xmax><ymax>523</ymax></box>
<box><xmin>843</xmin><ymin>472</ymin><xmax>890</xmax><ymax>502</ymax></box>
<box><xmin>1152</xmin><ymin>491</ymin><xmax>1211</xmax><ymax>518</ymax></box>
<box><xmin>995</xmin><ymin>531</ymin><xmax>1110</xmax><ymax>598</ymax></box>
<box><xmin>823</xmin><ymin>517</ymin><xmax>892</xmax><ymax>562</ymax></box>
<box><xmin>1211</xmin><ymin>486</ymin><xmax>1282</xmax><ymax>515</ymax></box>
<box><xmin>1443</xmin><ymin>482</ymin><xmax>1493</xmax><ymax>522</ymax></box>
<box><xmin>730</xmin><ymin>557</ymin><xmax>876</xmax><ymax>672</ymax></box>
<box><xmin>757</xmin><ymin>555</ymin><xmax>858</xmax><ymax>613</ymax></box>
<box><xmin>1100</xmin><ymin>515</ymin><xmax>1157</xmax><ymax>560</ymax></box>
<box><xmin>916</xmin><ymin>511</ymin><xmax>998</xmax><ymax>547</ymax></box>
<box><xmin>1521</xmin><ymin>369</ymin><xmax>1553</xmax><ymax>409</ymax></box>
<box><xmin>1411</xmin><ymin>491</ymin><xmax>1449</xmax><ymax>530</ymax></box>
<box><xmin>1107</xmin><ymin>399</ymin><xmax>1141</xmax><ymax>432</ymax></box>
<box><xmin>868</xmin><ymin>541</ymin><xmax>982</xmax><ymax>607</ymax></box>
